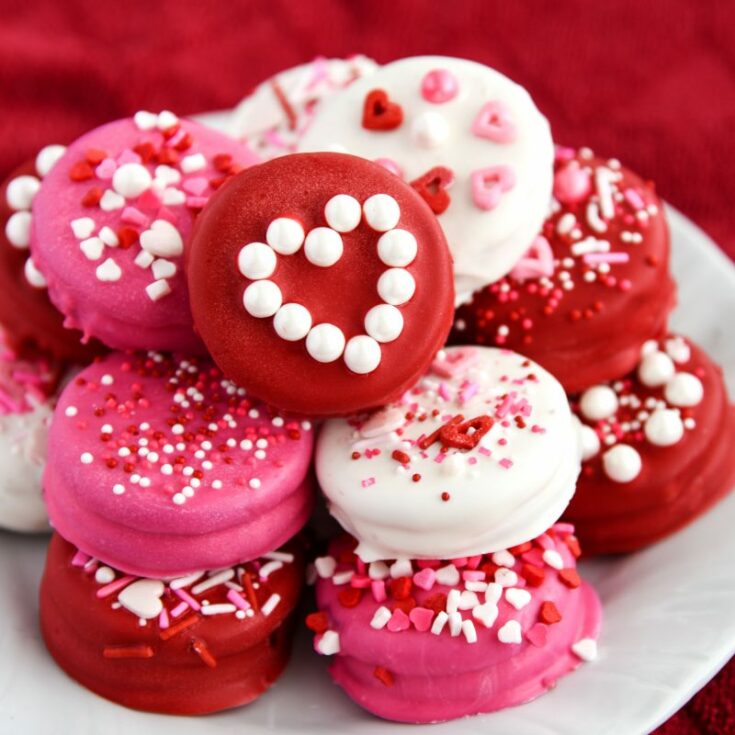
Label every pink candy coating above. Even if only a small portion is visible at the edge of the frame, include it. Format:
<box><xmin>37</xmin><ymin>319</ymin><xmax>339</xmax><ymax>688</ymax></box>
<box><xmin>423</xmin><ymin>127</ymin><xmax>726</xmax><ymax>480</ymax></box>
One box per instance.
<box><xmin>420</xmin><ymin>69</ymin><xmax>459</xmax><ymax>104</ymax></box>
<box><xmin>553</xmin><ymin>161</ymin><xmax>592</xmax><ymax>204</ymax></box>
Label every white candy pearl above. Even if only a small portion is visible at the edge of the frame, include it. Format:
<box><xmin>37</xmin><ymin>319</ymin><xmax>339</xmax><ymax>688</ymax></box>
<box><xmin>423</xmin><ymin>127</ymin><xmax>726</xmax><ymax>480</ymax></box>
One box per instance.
<box><xmin>664</xmin><ymin>372</ymin><xmax>704</xmax><ymax>407</ymax></box>
<box><xmin>579</xmin><ymin>385</ymin><xmax>619</xmax><ymax>421</ymax></box>
<box><xmin>6</xmin><ymin>175</ymin><xmax>40</xmax><ymax>210</ymax></box>
<box><xmin>344</xmin><ymin>335</ymin><xmax>381</xmax><ymax>374</ymax></box>
<box><xmin>602</xmin><ymin>444</ymin><xmax>642</xmax><ymax>483</ymax></box>
<box><xmin>579</xmin><ymin>424</ymin><xmax>601</xmax><ymax>460</ymax></box>
<box><xmin>243</xmin><ymin>280</ymin><xmax>282</xmax><ymax>318</ymax></box>
<box><xmin>364</xmin><ymin>304</ymin><xmax>404</xmax><ymax>342</ymax></box>
<box><xmin>304</xmin><ymin>227</ymin><xmax>343</xmax><ymax>267</ymax></box>
<box><xmin>266</xmin><ymin>218</ymin><xmax>305</xmax><ymax>255</ymax></box>
<box><xmin>665</xmin><ymin>336</ymin><xmax>691</xmax><ymax>364</ymax></box>
<box><xmin>306</xmin><ymin>323</ymin><xmax>345</xmax><ymax>363</ymax></box>
<box><xmin>377</xmin><ymin>268</ymin><xmax>415</xmax><ymax>305</ymax></box>
<box><xmin>324</xmin><ymin>194</ymin><xmax>361</xmax><ymax>232</ymax></box>
<box><xmin>24</xmin><ymin>258</ymin><xmax>46</xmax><ymax>288</ymax></box>
<box><xmin>363</xmin><ymin>194</ymin><xmax>400</xmax><ymax>231</ymax></box>
<box><xmin>112</xmin><ymin>163</ymin><xmax>152</xmax><ymax>198</ymax></box>
<box><xmin>273</xmin><ymin>303</ymin><xmax>312</xmax><ymax>341</ymax></box>
<box><xmin>644</xmin><ymin>409</ymin><xmax>684</xmax><ymax>446</ymax></box>
<box><xmin>377</xmin><ymin>229</ymin><xmax>417</xmax><ymax>267</ymax></box>
<box><xmin>5</xmin><ymin>211</ymin><xmax>31</xmax><ymax>248</ymax></box>
<box><xmin>238</xmin><ymin>242</ymin><xmax>277</xmax><ymax>280</ymax></box>
<box><xmin>638</xmin><ymin>351</ymin><xmax>675</xmax><ymax>387</ymax></box>
<box><xmin>411</xmin><ymin>111</ymin><xmax>450</xmax><ymax>148</ymax></box>
<box><xmin>35</xmin><ymin>144</ymin><xmax>66</xmax><ymax>177</ymax></box>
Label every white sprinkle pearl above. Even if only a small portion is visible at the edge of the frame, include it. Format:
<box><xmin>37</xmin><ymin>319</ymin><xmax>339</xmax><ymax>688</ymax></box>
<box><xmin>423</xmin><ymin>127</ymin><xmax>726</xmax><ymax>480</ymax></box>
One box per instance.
<box><xmin>377</xmin><ymin>268</ymin><xmax>415</xmax><ymax>305</ymax></box>
<box><xmin>344</xmin><ymin>335</ymin><xmax>381</xmax><ymax>374</ymax></box>
<box><xmin>364</xmin><ymin>304</ymin><xmax>404</xmax><ymax>342</ymax></box>
<box><xmin>377</xmin><ymin>229</ymin><xmax>418</xmax><ymax>267</ymax></box>
<box><xmin>638</xmin><ymin>351</ymin><xmax>675</xmax><ymax>387</ymax></box>
<box><xmin>602</xmin><ymin>444</ymin><xmax>642</xmax><ymax>483</ymax></box>
<box><xmin>363</xmin><ymin>194</ymin><xmax>400</xmax><ymax>231</ymax></box>
<box><xmin>304</xmin><ymin>227</ymin><xmax>343</xmax><ymax>267</ymax></box>
<box><xmin>273</xmin><ymin>303</ymin><xmax>312</xmax><ymax>341</ymax></box>
<box><xmin>266</xmin><ymin>218</ymin><xmax>305</xmax><ymax>255</ymax></box>
<box><xmin>306</xmin><ymin>323</ymin><xmax>345</xmax><ymax>363</ymax></box>
<box><xmin>238</xmin><ymin>242</ymin><xmax>277</xmax><ymax>280</ymax></box>
<box><xmin>324</xmin><ymin>194</ymin><xmax>362</xmax><ymax>232</ymax></box>
<box><xmin>579</xmin><ymin>385</ymin><xmax>618</xmax><ymax>421</ymax></box>
<box><xmin>644</xmin><ymin>409</ymin><xmax>684</xmax><ymax>446</ymax></box>
<box><xmin>664</xmin><ymin>372</ymin><xmax>704</xmax><ymax>407</ymax></box>
<box><xmin>243</xmin><ymin>280</ymin><xmax>282</xmax><ymax>318</ymax></box>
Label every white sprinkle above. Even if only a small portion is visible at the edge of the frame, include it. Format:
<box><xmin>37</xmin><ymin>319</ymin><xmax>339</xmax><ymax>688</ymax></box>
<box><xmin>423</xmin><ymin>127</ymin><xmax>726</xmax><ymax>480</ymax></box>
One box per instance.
<box><xmin>262</xmin><ymin>550</ymin><xmax>294</xmax><ymax>563</ymax></box>
<box><xmin>172</xmin><ymin>493</ymin><xmax>186</xmax><ymax>505</ymax></box>
<box><xmin>201</xmin><ymin>603</ymin><xmax>237</xmax><ymax>616</ymax></box>
<box><xmin>80</xmin><ymin>452</ymin><xmax>93</xmax><ymax>464</ymax></box>
<box><xmin>436</xmin><ymin>564</ymin><xmax>460</xmax><ymax>586</ymax></box>
<box><xmin>542</xmin><ymin>549</ymin><xmax>564</xmax><ymax>570</ymax></box>
<box><xmin>317</xmin><ymin>630</ymin><xmax>340</xmax><ymax>655</ymax></box>
<box><xmin>572</xmin><ymin>638</ymin><xmax>598</xmax><ymax>662</ymax></box>
<box><xmin>112</xmin><ymin>484</ymin><xmax>125</xmax><ymax>495</ymax></box>
<box><xmin>65</xmin><ymin>406</ymin><xmax>78</xmax><ymax>417</ymax></box>
<box><xmin>497</xmin><ymin>620</ymin><xmax>522</xmax><ymax>644</ymax></box>
<box><xmin>431</xmin><ymin>611</ymin><xmax>449</xmax><ymax>635</ymax></box>
<box><xmin>332</xmin><ymin>571</ymin><xmax>354</xmax><ymax>586</ymax></box>
<box><xmin>448</xmin><ymin>611</ymin><xmax>463</xmax><ymax>637</ymax></box>
<box><xmin>370</xmin><ymin>606</ymin><xmax>392</xmax><ymax>630</ymax></box>
<box><xmin>314</xmin><ymin>556</ymin><xmax>337</xmax><ymax>578</ymax></box>
<box><xmin>70</xmin><ymin>217</ymin><xmax>96</xmax><ymax>239</ymax></box>
<box><xmin>95</xmin><ymin>566</ymin><xmax>115</xmax><ymax>584</ymax></box>
<box><xmin>390</xmin><ymin>558</ymin><xmax>413</xmax><ymax>579</ymax></box>
<box><xmin>259</xmin><ymin>561</ymin><xmax>283</xmax><ymax>579</ymax></box>
<box><xmin>462</xmin><ymin>619</ymin><xmax>478</xmax><ymax>644</ymax></box>
<box><xmin>261</xmin><ymin>593</ymin><xmax>281</xmax><ymax>616</ymax></box>
<box><xmin>146</xmin><ymin>279</ymin><xmax>172</xmax><ymax>302</ymax></box>
<box><xmin>248</xmin><ymin>478</ymin><xmax>261</xmax><ymax>489</ymax></box>
<box><xmin>491</xmin><ymin>550</ymin><xmax>515</xmax><ymax>568</ymax></box>
<box><xmin>170</xmin><ymin>571</ymin><xmax>205</xmax><ymax>590</ymax></box>
<box><xmin>494</xmin><ymin>568</ymin><xmax>518</xmax><ymax>587</ymax></box>
<box><xmin>505</xmin><ymin>588</ymin><xmax>532</xmax><ymax>610</ymax></box>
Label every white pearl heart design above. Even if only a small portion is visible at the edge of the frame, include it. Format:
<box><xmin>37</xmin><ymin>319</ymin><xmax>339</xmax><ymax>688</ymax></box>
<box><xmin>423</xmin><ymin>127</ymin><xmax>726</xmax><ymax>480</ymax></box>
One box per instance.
<box><xmin>237</xmin><ymin>193</ymin><xmax>417</xmax><ymax>374</ymax></box>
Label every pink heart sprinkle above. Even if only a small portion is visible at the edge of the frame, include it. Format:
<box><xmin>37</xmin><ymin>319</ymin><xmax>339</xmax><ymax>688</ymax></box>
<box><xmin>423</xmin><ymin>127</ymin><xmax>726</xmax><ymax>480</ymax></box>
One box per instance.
<box><xmin>526</xmin><ymin>623</ymin><xmax>548</xmax><ymax>648</ymax></box>
<box><xmin>553</xmin><ymin>161</ymin><xmax>591</xmax><ymax>204</ymax></box>
<box><xmin>431</xmin><ymin>347</ymin><xmax>480</xmax><ymax>378</ymax></box>
<box><xmin>472</xmin><ymin>100</ymin><xmax>517</xmax><ymax>143</ymax></box>
<box><xmin>510</xmin><ymin>235</ymin><xmax>555</xmax><ymax>281</ymax></box>
<box><xmin>136</xmin><ymin>189</ymin><xmax>161</xmax><ymax>211</ymax></box>
<box><xmin>386</xmin><ymin>608</ymin><xmax>411</xmax><ymax>632</ymax></box>
<box><xmin>95</xmin><ymin>158</ymin><xmax>118</xmax><ymax>180</ymax></box>
<box><xmin>470</xmin><ymin>165</ymin><xmax>516</xmax><ymax>211</ymax></box>
<box><xmin>182</xmin><ymin>177</ymin><xmax>210</xmax><ymax>196</ymax></box>
<box><xmin>409</xmin><ymin>606</ymin><xmax>435</xmax><ymax>632</ymax></box>
<box><xmin>412</xmin><ymin>568</ymin><xmax>436</xmax><ymax>591</ymax></box>
<box><xmin>117</xmin><ymin>149</ymin><xmax>142</xmax><ymax>166</ymax></box>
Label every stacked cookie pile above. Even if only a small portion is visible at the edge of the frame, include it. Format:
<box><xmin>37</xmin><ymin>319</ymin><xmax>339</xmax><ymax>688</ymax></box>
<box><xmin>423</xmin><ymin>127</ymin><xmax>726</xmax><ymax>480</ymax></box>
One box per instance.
<box><xmin>0</xmin><ymin>53</ymin><xmax>731</xmax><ymax>723</ymax></box>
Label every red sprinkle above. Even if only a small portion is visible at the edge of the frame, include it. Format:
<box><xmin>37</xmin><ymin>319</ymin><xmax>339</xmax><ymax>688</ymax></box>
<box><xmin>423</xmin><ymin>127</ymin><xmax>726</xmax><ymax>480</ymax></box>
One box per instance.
<box><xmin>338</xmin><ymin>588</ymin><xmax>363</xmax><ymax>608</ymax></box>
<box><xmin>373</xmin><ymin>666</ymin><xmax>395</xmax><ymax>687</ymax></box>
<box><xmin>521</xmin><ymin>563</ymin><xmax>546</xmax><ymax>587</ymax></box>
<box><xmin>389</xmin><ymin>577</ymin><xmax>412</xmax><ymax>600</ymax></box>
<box><xmin>103</xmin><ymin>644</ymin><xmax>154</xmax><ymax>659</ymax></box>
<box><xmin>558</xmin><ymin>569</ymin><xmax>581</xmax><ymax>589</ymax></box>
<box><xmin>191</xmin><ymin>638</ymin><xmax>217</xmax><ymax>668</ymax></box>
<box><xmin>539</xmin><ymin>601</ymin><xmax>562</xmax><ymax>625</ymax></box>
<box><xmin>117</xmin><ymin>227</ymin><xmax>139</xmax><ymax>249</ymax></box>
<box><xmin>441</xmin><ymin>491</ymin><xmax>451</xmax><ymax>502</ymax></box>
<box><xmin>305</xmin><ymin>612</ymin><xmax>329</xmax><ymax>634</ymax></box>
<box><xmin>81</xmin><ymin>187</ymin><xmax>103</xmax><ymax>207</ymax></box>
<box><xmin>565</xmin><ymin>535</ymin><xmax>582</xmax><ymax>559</ymax></box>
<box><xmin>392</xmin><ymin>449</ymin><xmax>410</xmax><ymax>465</ymax></box>
<box><xmin>69</xmin><ymin>160</ymin><xmax>94</xmax><ymax>182</ymax></box>
<box><xmin>85</xmin><ymin>148</ymin><xmax>107</xmax><ymax>165</ymax></box>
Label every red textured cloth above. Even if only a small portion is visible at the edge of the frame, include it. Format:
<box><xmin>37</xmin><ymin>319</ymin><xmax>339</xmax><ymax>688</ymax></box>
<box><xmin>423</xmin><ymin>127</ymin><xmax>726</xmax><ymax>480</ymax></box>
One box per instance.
<box><xmin>0</xmin><ymin>1</ymin><xmax>733</xmax><ymax>731</ymax></box>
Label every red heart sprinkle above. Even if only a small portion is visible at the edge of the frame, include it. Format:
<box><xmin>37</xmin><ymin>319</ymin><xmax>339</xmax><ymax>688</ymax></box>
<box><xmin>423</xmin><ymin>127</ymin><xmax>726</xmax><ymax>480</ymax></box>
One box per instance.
<box><xmin>362</xmin><ymin>89</ymin><xmax>404</xmax><ymax>131</ymax></box>
<box><xmin>410</xmin><ymin>166</ymin><xmax>454</xmax><ymax>214</ymax></box>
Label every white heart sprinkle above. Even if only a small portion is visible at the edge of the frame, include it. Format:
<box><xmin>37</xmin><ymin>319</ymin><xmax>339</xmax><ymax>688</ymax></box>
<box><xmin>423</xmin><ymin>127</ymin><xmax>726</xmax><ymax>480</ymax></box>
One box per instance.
<box><xmin>436</xmin><ymin>564</ymin><xmax>460</xmax><ymax>587</ymax></box>
<box><xmin>99</xmin><ymin>190</ymin><xmax>125</xmax><ymax>212</ymax></box>
<box><xmin>134</xmin><ymin>110</ymin><xmax>158</xmax><ymax>130</ymax></box>
<box><xmin>80</xmin><ymin>237</ymin><xmax>105</xmax><ymax>261</ymax></box>
<box><xmin>316</xmin><ymin>630</ymin><xmax>340</xmax><ymax>656</ymax></box>
<box><xmin>117</xmin><ymin>579</ymin><xmax>164</xmax><ymax>619</ymax></box>
<box><xmin>140</xmin><ymin>220</ymin><xmax>184</xmax><ymax>258</ymax></box>
<box><xmin>157</xmin><ymin>110</ymin><xmax>179</xmax><ymax>130</ymax></box>
<box><xmin>505</xmin><ymin>588</ymin><xmax>532</xmax><ymax>610</ymax></box>
<box><xmin>112</xmin><ymin>163</ymin><xmax>152</xmax><ymax>199</ymax></box>
<box><xmin>472</xmin><ymin>602</ymin><xmax>499</xmax><ymax>628</ymax></box>
<box><xmin>572</xmin><ymin>638</ymin><xmax>598</xmax><ymax>662</ymax></box>
<box><xmin>70</xmin><ymin>217</ymin><xmax>96</xmax><ymax>239</ymax></box>
<box><xmin>96</xmin><ymin>258</ymin><xmax>122</xmax><ymax>282</ymax></box>
<box><xmin>99</xmin><ymin>226</ymin><xmax>119</xmax><ymax>247</ymax></box>
<box><xmin>542</xmin><ymin>549</ymin><xmax>564</xmax><ymax>570</ymax></box>
<box><xmin>151</xmin><ymin>259</ymin><xmax>177</xmax><ymax>280</ymax></box>
<box><xmin>181</xmin><ymin>153</ymin><xmax>206</xmax><ymax>173</ymax></box>
<box><xmin>497</xmin><ymin>620</ymin><xmax>522</xmax><ymax>644</ymax></box>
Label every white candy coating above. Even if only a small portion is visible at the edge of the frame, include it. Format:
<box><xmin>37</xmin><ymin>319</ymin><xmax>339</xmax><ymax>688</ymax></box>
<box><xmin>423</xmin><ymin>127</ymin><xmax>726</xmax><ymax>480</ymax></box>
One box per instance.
<box><xmin>304</xmin><ymin>227</ymin><xmax>343</xmax><ymax>267</ymax></box>
<box><xmin>364</xmin><ymin>304</ymin><xmax>404</xmax><ymax>342</ymax></box>
<box><xmin>306</xmin><ymin>323</ymin><xmax>345</xmax><ymax>362</ymax></box>
<box><xmin>243</xmin><ymin>280</ymin><xmax>282</xmax><ymax>317</ymax></box>
<box><xmin>325</xmin><ymin>194</ymin><xmax>362</xmax><ymax>232</ymax></box>
<box><xmin>644</xmin><ymin>409</ymin><xmax>684</xmax><ymax>447</ymax></box>
<box><xmin>363</xmin><ymin>194</ymin><xmax>400</xmax><ymax>231</ymax></box>
<box><xmin>579</xmin><ymin>385</ymin><xmax>618</xmax><ymax>421</ymax></box>
<box><xmin>411</xmin><ymin>110</ymin><xmax>450</xmax><ymax>148</ymax></box>
<box><xmin>266</xmin><ymin>217</ymin><xmax>305</xmax><ymax>254</ymax></box>
<box><xmin>377</xmin><ymin>229</ymin><xmax>418</xmax><ymax>267</ymax></box>
<box><xmin>238</xmin><ymin>242</ymin><xmax>277</xmax><ymax>280</ymax></box>
<box><xmin>112</xmin><ymin>163</ymin><xmax>152</xmax><ymax>199</ymax></box>
<box><xmin>638</xmin><ymin>351</ymin><xmax>675</xmax><ymax>387</ymax></box>
<box><xmin>273</xmin><ymin>303</ymin><xmax>312</xmax><ymax>341</ymax></box>
<box><xmin>602</xmin><ymin>444</ymin><xmax>642</xmax><ymax>483</ymax></box>
<box><xmin>6</xmin><ymin>175</ymin><xmax>40</xmax><ymax>210</ymax></box>
<box><xmin>34</xmin><ymin>144</ymin><xmax>66</xmax><ymax>177</ymax></box>
<box><xmin>377</xmin><ymin>268</ymin><xmax>416</xmax><ymax>305</ymax></box>
<box><xmin>5</xmin><ymin>211</ymin><xmax>31</xmax><ymax>248</ymax></box>
<box><xmin>664</xmin><ymin>372</ymin><xmax>704</xmax><ymax>407</ymax></box>
<box><xmin>344</xmin><ymin>335</ymin><xmax>382</xmax><ymax>374</ymax></box>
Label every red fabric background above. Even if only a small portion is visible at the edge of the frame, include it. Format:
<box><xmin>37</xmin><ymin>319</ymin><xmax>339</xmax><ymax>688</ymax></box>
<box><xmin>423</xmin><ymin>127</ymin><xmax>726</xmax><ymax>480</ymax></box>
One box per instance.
<box><xmin>0</xmin><ymin>1</ymin><xmax>733</xmax><ymax>731</ymax></box>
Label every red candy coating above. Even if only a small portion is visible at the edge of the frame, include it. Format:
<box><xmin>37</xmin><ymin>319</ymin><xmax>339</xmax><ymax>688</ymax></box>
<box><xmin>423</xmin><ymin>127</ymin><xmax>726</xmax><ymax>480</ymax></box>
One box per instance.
<box><xmin>187</xmin><ymin>153</ymin><xmax>454</xmax><ymax>416</ymax></box>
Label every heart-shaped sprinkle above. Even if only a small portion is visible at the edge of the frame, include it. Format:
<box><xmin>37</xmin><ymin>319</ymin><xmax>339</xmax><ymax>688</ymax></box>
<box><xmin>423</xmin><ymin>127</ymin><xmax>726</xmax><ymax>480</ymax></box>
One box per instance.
<box><xmin>510</xmin><ymin>235</ymin><xmax>555</xmax><ymax>281</ymax></box>
<box><xmin>472</xmin><ymin>602</ymin><xmax>499</xmax><ymax>628</ymax></box>
<box><xmin>134</xmin><ymin>110</ymin><xmax>158</xmax><ymax>130</ymax></box>
<box><xmin>117</xmin><ymin>578</ymin><xmax>165</xmax><ymax>619</ymax></box>
<box><xmin>70</xmin><ymin>217</ymin><xmax>96</xmax><ymax>239</ymax></box>
<box><xmin>96</xmin><ymin>258</ymin><xmax>122</xmax><ymax>282</ymax></box>
<box><xmin>412</xmin><ymin>567</ymin><xmax>436</xmax><ymax>591</ymax></box>
<box><xmin>140</xmin><ymin>219</ymin><xmax>184</xmax><ymax>258</ymax></box>
<box><xmin>472</xmin><ymin>100</ymin><xmax>517</xmax><ymax>143</ymax></box>
<box><xmin>99</xmin><ymin>190</ymin><xmax>125</xmax><ymax>212</ymax></box>
<box><xmin>386</xmin><ymin>607</ymin><xmax>411</xmax><ymax>632</ymax></box>
<box><xmin>497</xmin><ymin>619</ymin><xmax>522</xmax><ymax>644</ymax></box>
<box><xmin>80</xmin><ymin>237</ymin><xmax>104</xmax><ymax>261</ymax></box>
<box><xmin>362</xmin><ymin>89</ymin><xmax>404</xmax><ymax>131</ymax></box>
<box><xmin>571</xmin><ymin>637</ymin><xmax>598</xmax><ymax>662</ymax></box>
<box><xmin>526</xmin><ymin>622</ymin><xmax>549</xmax><ymax>647</ymax></box>
<box><xmin>410</xmin><ymin>166</ymin><xmax>454</xmax><ymax>214</ymax></box>
<box><xmin>539</xmin><ymin>601</ymin><xmax>562</xmax><ymax>625</ymax></box>
<box><xmin>95</xmin><ymin>158</ymin><xmax>118</xmax><ymax>181</ymax></box>
<box><xmin>435</xmin><ymin>564</ymin><xmax>460</xmax><ymax>586</ymax></box>
<box><xmin>470</xmin><ymin>165</ymin><xmax>516</xmax><ymax>211</ymax></box>
<box><xmin>431</xmin><ymin>347</ymin><xmax>480</xmax><ymax>378</ymax></box>
<box><xmin>505</xmin><ymin>587</ymin><xmax>532</xmax><ymax>610</ymax></box>
<box><xmin>409</xmin><ymin>606</ymin><xmax>435</xmax><ymax>632</ymax></box>
<box><xmin>495</xmin><ymin>568</ymin><xmax>518</xmax><ymax>587</ymax></box>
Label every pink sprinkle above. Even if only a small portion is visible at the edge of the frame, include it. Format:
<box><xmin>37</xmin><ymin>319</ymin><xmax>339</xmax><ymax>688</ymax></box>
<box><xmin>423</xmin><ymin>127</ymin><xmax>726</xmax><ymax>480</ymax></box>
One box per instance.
<box><xmin>117</xmin><ymin>149</ymin><xmax>142</xmax><ymax>166</ymax></box>
<box><xmin>459</xmin><ymin>382</ymin><xmax>479</xmax><ymax>404</ymax></box>
<box><xmin>227</xmin><ymin>589</ymin><xmax>251</xmax><ymax>611</ymax></box>
<box><xmin>182</xmin><ymin>177</ymin><xmax>209</xmax><ymax>196</ymax></box>
<box><xmin>624</xmin><ymin>188</ymin><xmax>645</xmax><ymax>210</ymax></box>
<box><xmin>583</xmin><ymin>252</ymin><xmax>630</xmax><ymax>265</ymax></box>
<box><xmin>361</xmin><ymin>477</ymin><xmax>376</xmax><ymax>488</ymax></box>
<box><xmin>467</xmin><ymin>555</ymin><xmax>482</xmax><ymax>570</ymax></box>
<box><xmin>478</xmin><ymin>447</ymin><xmax>492</xmax><ymax>457</ymax></box>
<box><xmin>552</xmin><ymin>522</ymin><xmax>575</xmax><ymax>535</ymax></box>
<box><xmin>462</xmin><ymin>570</ymin><xmax>485</xmax><ymax>582</ymax></box>
<box><xmin>526</xmin><ymin>623</ymin><xmax>549</xmax><ymax>648</ymax></box>
<box><xmin>350</xmin><ymin>574</ymin><xmax>371</xmax><ymax>589</ymax></box>
<box><xmin>531</xmin><ymin>424</ymin><xmax>546</xmax><ymax>434</ymax></box>
<box><xmin>167</xmin><ymin>128</ymin><xmax>187</xmax><ymax>147</ymax></box>
<box><xmin>438</xmin><ymin>382</ymin><xmax>452</xmax><ymax>401</ymax></box>
<box><xmin>158</xmin><ymin>608</ymin><xmax>170</xmax><ymax>630</ymax></box>
<box><xmin>536</xmin><ymin>533</ymin><xmax>555</xmax><ymax>550</ymax></box>
<box><xmin>386</xmin><ymin>608</ymin><xmax>411</xmax><ymax>632</ymax></box>
<box><xmin>96</xmin><ymin>575</ymin><xmax>135</xmax><ymax>599</ymax></box>
<box><xmin>121</xmin><ymin>206</ymin><xmax>149</xmax><ymax>227</ymax></box>
<box><xmin>467</xmin><ymin>456</ymin><xmax>478</xmax><ymax>465</ymax></box>
<box><xmin>499</xmin><ymin>458</ymin><xmax>513</xmax><ymax>469</ymax></box>
<box><xmin>174</xmin><ymin>588</ymin><xmax>201</xmax><ymax>611</ymax></box>
<box><xmin>95</xmin><ymin>158</ymin><xmax>117</xmax><ymax>179</ymax></box>
<box><xmin>157</xmin><ymin>206</ymin><xmax>178</xmax><ymax>225</ymax></box>
<box><xmin>453</xmin><ymin>557</ymin><xmax>468</xmax><ymax>569</ymax></box>
<box><xmin>170</xmin><ymin>602</ymin><xmax>189</xmax><ymax>618</ymax></box>
<box><xmin>374</xmin><ymin>157</ymin><xmax>403</xmax><ymax>178</ymax></box>
<box><xmin>371</xmin><ymin>580</ymin><xmax>387</xmax><ymax>603</ymax></box>
<box><xmin>136</xmin><ymin>189</ymin><xmax>161</xmax><ymax>210</ymax></box>
<box><xmin>71</xmin><ymin>550</ymin><xmax>91</xmax><ymax>567</ymax></box>
<box><xmin>409</xmin><ymin>606</ymin><xmax>435</xmax><ymax>632</ymax></box>
<box><xmin>412</xmin><ymin>568</ymin><xmax>436</xmax><ymax>591</ymax></box>
<box><xmin>186</xmin><ymin>196</ymin><xmax>209</xmax><ymax>209</ymax></box>
<box><xmin>434</xmin><ymin>452</ymin><xmax>446</xmax><ymax>464</ymax></box>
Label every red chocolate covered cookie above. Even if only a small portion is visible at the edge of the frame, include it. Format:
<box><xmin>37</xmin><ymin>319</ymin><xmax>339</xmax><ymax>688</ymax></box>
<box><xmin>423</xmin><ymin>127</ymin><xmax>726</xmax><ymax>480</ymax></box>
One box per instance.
<box><xmin>565</xmin><ymin>336</ymin><xmax>735</xmax><ymax>554</ymax></box>
<box><xmin>187</xmin><ymin>152</ymin><xmax>454</xmax><ymax>415</ymax></box>
<box><xmin>451</xmin><ymin>148</ymin><xmax>676</xmax><ymax>393</ymax></box>
<box><xmin>1</xmin><ymin>153</ymin><xmax>104</xmax><ymax>362</ymax></box>
<box><xmin>41</xmin><ymin>533</ymin><xmax>304</xmax><ymax>714</ymax></box>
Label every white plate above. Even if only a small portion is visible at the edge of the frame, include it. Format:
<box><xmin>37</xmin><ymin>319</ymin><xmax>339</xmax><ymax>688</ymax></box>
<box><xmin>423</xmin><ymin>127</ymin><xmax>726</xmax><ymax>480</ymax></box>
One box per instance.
<box><xmin>0</xmin><ymin>114</ymin><xmax>733</xmax><ymax>734</ymax></box>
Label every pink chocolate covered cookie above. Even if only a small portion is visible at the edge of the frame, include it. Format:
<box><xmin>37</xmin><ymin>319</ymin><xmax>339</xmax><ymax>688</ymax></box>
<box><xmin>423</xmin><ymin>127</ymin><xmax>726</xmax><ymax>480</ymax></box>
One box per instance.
<box><xmin>43</xmin><ymin>352</ymin><xmax>314</xmax><ymax>577</ymax></box>
<box><xmin>30</xmin><ymin>112</ymin><xmax>258</xmax><ymax>352</ymax></box>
